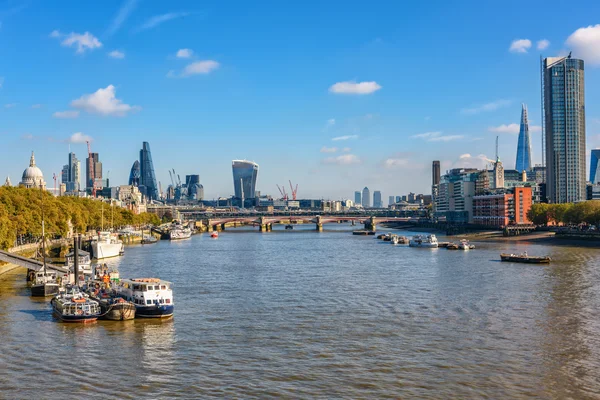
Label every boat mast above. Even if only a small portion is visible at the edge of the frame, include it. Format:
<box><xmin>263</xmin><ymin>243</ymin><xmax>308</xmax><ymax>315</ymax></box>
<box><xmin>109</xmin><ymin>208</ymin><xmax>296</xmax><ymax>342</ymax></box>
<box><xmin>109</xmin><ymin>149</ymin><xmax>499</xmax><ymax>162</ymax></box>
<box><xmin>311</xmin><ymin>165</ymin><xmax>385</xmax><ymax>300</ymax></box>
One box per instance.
<box><xmin>40</xmin><ymin>183</ymin><xmax>46</xmax><ymax>275</ymax></box>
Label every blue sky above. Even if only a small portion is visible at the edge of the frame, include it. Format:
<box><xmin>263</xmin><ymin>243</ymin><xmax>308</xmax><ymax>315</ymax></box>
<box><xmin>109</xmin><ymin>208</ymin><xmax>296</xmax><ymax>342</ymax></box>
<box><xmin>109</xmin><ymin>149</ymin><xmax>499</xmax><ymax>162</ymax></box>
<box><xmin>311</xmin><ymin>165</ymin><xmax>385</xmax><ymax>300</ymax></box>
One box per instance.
<box><xmin>2</xmin><ymin>0</ymin><xmax>600</xmax><ymax>200</ymax></box>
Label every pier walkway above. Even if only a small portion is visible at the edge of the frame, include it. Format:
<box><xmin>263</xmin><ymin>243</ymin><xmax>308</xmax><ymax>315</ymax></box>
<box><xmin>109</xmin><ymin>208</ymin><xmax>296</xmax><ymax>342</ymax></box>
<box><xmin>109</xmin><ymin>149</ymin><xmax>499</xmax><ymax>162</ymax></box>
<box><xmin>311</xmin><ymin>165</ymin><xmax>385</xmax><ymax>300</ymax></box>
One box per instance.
<box><xmin>0</xmin><ymin>250</ymin><xmax>68</xmax><ymax>274</ymax></box>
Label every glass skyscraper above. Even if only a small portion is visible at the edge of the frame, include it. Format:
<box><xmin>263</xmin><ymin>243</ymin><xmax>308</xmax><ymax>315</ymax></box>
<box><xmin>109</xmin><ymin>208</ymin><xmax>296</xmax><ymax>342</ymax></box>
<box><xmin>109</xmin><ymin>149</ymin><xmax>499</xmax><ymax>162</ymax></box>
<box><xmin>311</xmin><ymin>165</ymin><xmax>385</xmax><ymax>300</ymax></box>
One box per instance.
<box><xmin>590</xmin><ymin>149</ymin><xmax>600</xmax><ymax>184</ymax></box>
<box><xmin>232</xmin><ymin>160</ymin><xmax>259</xmax><ymax>203</ymax></box>
<box><xmin>373</xmin><ymin>190</ymin><xmax>382</xmax><ymax>208</ymax></box>
<box><xmin>515</xmin><ymin>104</ymin><xmax>532</xmax><ymax>173</ymax></box>
<box><xmin>128</xmin><ymin>160</ymin><xmax>141</xmax><ymax>186</ymax></box>
<box><xmin>139</xmin><ymin>142</ymin><xmax>158</xmax><ymax>200</ymax></box>
<box><xmin>354</xmin><ymin>191</ymin><xmax>361</xmax><ymax>205</ymax></box>
<box><xmin>543</xmin><ymin>56</ymin><xmax>586</xmax><ymax>203</ymax></box>
<box><xmin>362</xmin><ymin>187</ymin><xmax>370</xmax><ymax>208</ymax></box>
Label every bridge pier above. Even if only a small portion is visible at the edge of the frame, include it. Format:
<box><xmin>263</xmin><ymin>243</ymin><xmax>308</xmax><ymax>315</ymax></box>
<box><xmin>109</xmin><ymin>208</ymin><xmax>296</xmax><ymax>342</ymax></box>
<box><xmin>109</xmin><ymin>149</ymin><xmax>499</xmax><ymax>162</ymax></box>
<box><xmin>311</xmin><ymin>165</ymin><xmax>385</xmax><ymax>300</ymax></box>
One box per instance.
<box><xmin>364</xmin><ymin>216</ymin><xmax>377</xmax><ymax>232</ymax></box>
<box><xmin>220</xmin><ymin>223</ymin><xmax>226</xmax><ymax>231</ymax></box>
<box><xmin>260</xmin><ymin>224</ymin><xmax>272</xmax><ymax>232</ymax></box>
<box><xmin>316</xmin><ymin>223</ymin><xmax>323</xmax><ymax>232</ymax></box>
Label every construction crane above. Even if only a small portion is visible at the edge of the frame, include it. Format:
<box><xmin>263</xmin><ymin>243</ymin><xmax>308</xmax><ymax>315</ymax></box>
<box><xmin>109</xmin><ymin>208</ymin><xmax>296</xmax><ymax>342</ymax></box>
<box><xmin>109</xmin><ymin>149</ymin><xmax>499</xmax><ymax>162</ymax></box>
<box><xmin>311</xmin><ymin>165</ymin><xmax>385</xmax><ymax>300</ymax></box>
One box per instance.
<box><xmin>289</xmin><ymin>180</ymin><xmax>298</xmax><ymax>200</ymax></box>
<box><xmin>276</xmin><ymin>184</ymin><xmax>288</xmax><ymax>200</ymax></box>
<box><xmin>168</xmin><ymin>170</ymin><xmax>175</xmax><ymax>187</ymax></box>
<box><xmin>86</xmin><ymin>140</ymin><xmax>96</xmax><ymax>197</ymax></box>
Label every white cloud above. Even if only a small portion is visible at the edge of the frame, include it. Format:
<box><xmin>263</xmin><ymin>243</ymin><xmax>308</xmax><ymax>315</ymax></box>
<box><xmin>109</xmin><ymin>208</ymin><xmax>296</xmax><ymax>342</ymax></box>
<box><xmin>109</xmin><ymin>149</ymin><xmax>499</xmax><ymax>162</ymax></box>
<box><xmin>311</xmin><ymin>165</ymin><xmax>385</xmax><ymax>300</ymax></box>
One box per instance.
<box><xmin>327</xmin><ymin>118</ymin><xmax>335</xmax><ymax>127</ymax></box>
<box><xmin>489</xmin><ymin>123</ymin><xmax>542</xmax><ymax>134</ymax></box>
<box><xmin>453</xmin><ymin>153</ymin><xmax>492</xmax><ymax>169</ymax></box>
<box><xmin>67</xmin><ymin>132</ymin><xmax>93</xmax><ymax>143</ymax></box>
<box><xmin>411</xmin><ymin>131</ymin><xmax>441</xmax><ymax>139</ymax></box>
<box><xmin>108</xmin><ymin>50</ymin><xmax>125</xmax><ymax>59</ymax></box>
<box><xmin>4</xmin><ymin>103</ymin><xmax>16</xmax><ymax>108</ymax></box>
<box><xmin>342</xmin><ymin>147</ymin><xmax>351</xmax><ymax>152</ymax></box>
<box><xmin>31</xmin><ymin>104</ymin><xmax>43</xmax><ymax>109</ymax></box>
<box><xmin>53</xmin><ymin>110</ymin><xmax>80</xmax><ymax>119</ymax></box>
<box><xmin>329</xmin><ymin>81</ymin><xmax>382</xmax><ymax>95</ymax></box>
<box><xmin>566</xmin><ymin>24</ymin><xmax>600</xmax><ymax>65</ymax></box>
<box><xmin>459</xmin><ymin>153</ymin><xmax>471</xmax><ymax>159</ymax></box>
<box><xmin>461</xmin><ymin>99</ymin><xmax>511</xmax><ymax>115</ymax></box>
<box><xmin>51</xmin><ymin>31</ymin><xmax>102</xmax><ymax>53</ymax></box>
<box><xmin>322</xmin><ymin>154</ymin><xmax>361</xmax><ymax>165</ymax></box>
<box><xmin>332</xmin><ymin>135</ymin><xmax>358</xmax><ymax>141</ymax></box>
<box><xmin>383</xmin><ymin>158</ymin><xmax>409</xmax><ymax>169</ymax></box>
<box><xmin>411</xmin><ymin>131</ymin><xmax>463</xmax><ymax>142</ymax></box>
<box><xmin>176</xmin><ymin>48</ymin><xmax>193</xmax><ymax>59</ymax></box>
<box><xmin>537</xmin><ymin>39</ymin><xmax>550</xmax><ymax>50</ymax></box>
<box><xmin>509</xmin><ymin>39</ymin><xmax>532</xmax><ymax>53</ymax></box>
<box><xmin>136</xmin><ymin>12</ymin><xmax>189</xmax><ymax>32</ymax></box>
<box><xmin>320</xmin><ymin>146</ymin><xmax>338</xmax><ymax>153</ymax></box>
<box><xmin>70</xmin><ymin>85</ymin><xmax>140</xmax><ymax>117</ymax></box>
<box><xmin>181</xmin><ymin>60</ymin><xmax>220</xmax><ymax>76</ymax></box>
<box><xmin>106</xmin><ymin>0</ymin><xmax>138</xmax><ymax>36</ymax></box>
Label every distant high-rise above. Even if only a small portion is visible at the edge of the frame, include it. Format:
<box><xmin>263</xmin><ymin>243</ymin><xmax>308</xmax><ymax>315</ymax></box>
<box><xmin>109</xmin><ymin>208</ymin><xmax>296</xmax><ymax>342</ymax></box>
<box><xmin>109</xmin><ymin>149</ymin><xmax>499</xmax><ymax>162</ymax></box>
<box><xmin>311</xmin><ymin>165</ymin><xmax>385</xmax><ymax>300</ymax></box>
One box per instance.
<box><xmin>373</xmin><ymin>191</ymin><xmax>382</xmax><ymax>208</ymax></box>
<box><xmin>432</xmin><ymin>161</ymin><xmax>440</xmax><ymax>186</ymax></box>
<box><xmin>362</xmin><ymin>187</ymin><xmax>370</xmax><ymax>208</ymax></box>
<box><xmin>354</xmin><ymin>191</ymin><xmax>361</xmax><ymax>205</ymax></box>
<box><xmin>590</xmin><ymin>149</ymin><xmax>600</xmax><ymax>184</ymax></box>
<box><xmin>544</xmin><ymin>56</ymin><xmax>586</xmax><ymax>203</ymax></box>
<box><xmin>129</xmin><ymin>160</ymin><xmax>141</xmax><ymax>186</ymax></box>
<box><xmin>86</xmin><ymin>153</ymin><xmax>102</xmax><ymax>190</ymax></box>
<box><xmin>185</xmin><ymin>174</ymin><xmax>204</xmax><ymax>200</ymax></box>
<box><xmin>66</xmin><ymin>152</ymin><xmax>81</xmax><ymax>192</ymax></box>
<box><xmin>139</xmin><ymin>142</ymin><xmax>159</xmax><ymax>200</ymax></box>
<box><xmin>515</xmin><ymin>104</ymin><xmax>532</xmax><ymax>173</ymax></box>
<box><xmin>232</xmin><ymin>160</ymin><xmax>259</xmax><ymax>204</ymax></box>
<box><xmin>388</xmin><ymin>195</ymin><xmax>395</xmax><ymax>205</ymax></box>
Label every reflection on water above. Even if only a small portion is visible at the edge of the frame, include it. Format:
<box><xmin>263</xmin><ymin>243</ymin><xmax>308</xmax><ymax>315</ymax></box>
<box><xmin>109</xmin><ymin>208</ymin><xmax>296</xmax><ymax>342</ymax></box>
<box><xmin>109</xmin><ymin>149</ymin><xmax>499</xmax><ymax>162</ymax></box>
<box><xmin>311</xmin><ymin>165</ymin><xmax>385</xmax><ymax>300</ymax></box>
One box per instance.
<box><xmin>0</xmin><ymin>226</ymin><xmax>600</xmax><ymax>398</ymax></box>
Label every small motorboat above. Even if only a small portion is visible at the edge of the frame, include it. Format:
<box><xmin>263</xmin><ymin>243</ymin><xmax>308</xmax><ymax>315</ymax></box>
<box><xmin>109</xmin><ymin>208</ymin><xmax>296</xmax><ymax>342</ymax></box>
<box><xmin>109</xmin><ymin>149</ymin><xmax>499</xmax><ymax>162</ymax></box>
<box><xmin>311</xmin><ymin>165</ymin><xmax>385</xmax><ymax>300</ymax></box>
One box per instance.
<box><xmin>285</xmin><ymin>224</ymin><xmax>294</xmax><ymax>230</ymax></box>
<box><xmin>391</xmin><ymin>235</ymin><xmax>399</xmax><ymax>245</ymax></box>
<box><xmin>500</xmin><ymin>253</ymin><xmax>551</xmax><ymax>263</ymax></box>
<box><xmin>141</xmin><ymin>235</ymin><xmax>158</xmax><ymax>244</ymax></box>
<box><xmin>458</xmin><ymin>240</ymin><xmax>475</xmax><ymax>250</ymax></box>
<box><xmin>211</xmin><ymin>231</ymin><xmax>219</xmax><ymax>238</ymax></box>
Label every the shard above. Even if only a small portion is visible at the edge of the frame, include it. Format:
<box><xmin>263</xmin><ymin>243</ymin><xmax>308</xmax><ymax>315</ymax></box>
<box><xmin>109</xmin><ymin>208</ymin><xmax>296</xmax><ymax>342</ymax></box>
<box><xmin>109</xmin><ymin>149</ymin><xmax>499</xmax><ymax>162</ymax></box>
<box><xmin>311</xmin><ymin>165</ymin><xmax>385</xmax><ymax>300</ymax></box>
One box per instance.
<box><xmin>515</xmin><ymin>103</ymin><xmax>532</xmax><ymax>173</ymax></box>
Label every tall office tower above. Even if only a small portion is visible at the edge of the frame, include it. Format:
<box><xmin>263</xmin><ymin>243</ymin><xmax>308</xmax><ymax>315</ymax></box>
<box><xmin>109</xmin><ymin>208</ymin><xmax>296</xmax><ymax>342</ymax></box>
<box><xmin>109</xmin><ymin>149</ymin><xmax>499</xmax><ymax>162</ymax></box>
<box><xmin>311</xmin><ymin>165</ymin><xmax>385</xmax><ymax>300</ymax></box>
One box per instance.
<box><xmin>388</xmin><ymin>195</ymin><xmax>395</xmax><ymax>205</ymax></box>
<box><xmin>362</xmin><ymin>187</ymin><xmax>370</xmax><ymax>208</ymax></box>
<box><xmin>67</xmin><ymin>152</ymin><xmax>81</xmax><ymax>192</ymax></box>
<box><xmin>86</xmin><ymin>153</ymin><xmax>102</xmax><ymax>189</ymax></box>
<box><xmin>515</xmin><ymin>104</ymin><xmax>532</xmax><ymax>173</ymax></box>
<box><xmin>590</xmin><ymin>149</ymin><xmax>600</xmax><ymax>184</ymax></box>
<box><xmin>543</xmin><ymin>55</ymin><xmax>586</xmax><ymax>203</ymax></box>
<box><xmin>139</xmin><ymin>142</ymin><xmax>159</xmax><ymax>200</ymax></box>
<box><xmin>185</xmin><ymin>174</ymin><xmax>203</xmax><ymax>200</ymax></box>
<box><xmin>61</xmin><ymin>164</ymin><xmax>69</xmax><ymax>186</ymax></box>
<box><xmin>232</xmin><ymin>160</ymin><xmax>259</xmax><ymax>205</ymax></box>
<box><xmin>129</xmin><ymin>160</ymin><xmax>141</xmax><ymax>186</ymax></box>
<box><xmin>355</xmin><ymin>191</ymin><xmax>361</xmax><ymax>205</ymax></box>
<box><xmin>432</xmin><ymin>160</ymin><xmax>441</xmax><ymax>186</ymax></box>
<box><xmin>373</xmin><ymin>191</ymin><xmax>382</xmax><ymax>208</ymax></box>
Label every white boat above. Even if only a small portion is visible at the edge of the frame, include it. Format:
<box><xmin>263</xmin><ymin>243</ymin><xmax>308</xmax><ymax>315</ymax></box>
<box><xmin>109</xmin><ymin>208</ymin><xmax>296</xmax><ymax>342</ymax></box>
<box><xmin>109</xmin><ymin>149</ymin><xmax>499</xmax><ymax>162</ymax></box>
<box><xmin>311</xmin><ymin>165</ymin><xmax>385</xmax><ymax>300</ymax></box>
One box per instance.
<box><xmin>458</xmin><ymin>239</ymin><xmax>474</xmax><ymax>250</ymax></box>
<box><xmin>51</xmin><ymin>285</ymin><xmax>101</xmax><ymax>323</ymax></box>
<box><xmin>409</xmin><ymin>234</ymin><xmax>439</xmax><ymax>248</ymax></box>
<box><xmin>91</xmin><ymin>231</ymin><xmax>124</xmax><ymax>259</ymax></box>
<box><xmin>65</xmin><ymin>249</ymin><xmax>93</xmax><ymax>275</ymax></box>
<box><xmin>169</xmin><ymin>224</ymin><xmax>192</xmax><ymax>240</ymax></box>
<box><xmin>391</xmin><ymin>235</ymin><xmax>399</xmax><ymax>245</ymax></box>
<box><xmin>115</xmin><ymin>278</ymin><xmax>174</xmax><ymax>318</ymax></box>
<box><xmin>30</xmin><ymin>270</ymin><xmax>60</xmax><ymax>297</ymax></box>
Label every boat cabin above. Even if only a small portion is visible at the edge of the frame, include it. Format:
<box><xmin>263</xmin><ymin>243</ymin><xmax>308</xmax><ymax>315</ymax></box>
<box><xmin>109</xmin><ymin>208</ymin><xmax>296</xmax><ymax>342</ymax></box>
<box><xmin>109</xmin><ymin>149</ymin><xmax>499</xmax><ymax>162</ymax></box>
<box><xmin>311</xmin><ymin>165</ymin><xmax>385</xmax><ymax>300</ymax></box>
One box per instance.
<box><xmin>117</xmin><ymin>279</ymin><xmax>173</xmax><ymax>307</ymax></box>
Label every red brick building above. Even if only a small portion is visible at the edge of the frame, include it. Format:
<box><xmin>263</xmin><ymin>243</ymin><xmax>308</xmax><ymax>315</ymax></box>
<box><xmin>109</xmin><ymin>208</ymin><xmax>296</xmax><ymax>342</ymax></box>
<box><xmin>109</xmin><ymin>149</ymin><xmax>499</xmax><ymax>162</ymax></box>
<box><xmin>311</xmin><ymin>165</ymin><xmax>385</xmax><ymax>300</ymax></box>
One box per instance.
<box><xmin>473</xmin><ymin>187</ymin><xmax>533</xmax><ymax>227</ymax></box>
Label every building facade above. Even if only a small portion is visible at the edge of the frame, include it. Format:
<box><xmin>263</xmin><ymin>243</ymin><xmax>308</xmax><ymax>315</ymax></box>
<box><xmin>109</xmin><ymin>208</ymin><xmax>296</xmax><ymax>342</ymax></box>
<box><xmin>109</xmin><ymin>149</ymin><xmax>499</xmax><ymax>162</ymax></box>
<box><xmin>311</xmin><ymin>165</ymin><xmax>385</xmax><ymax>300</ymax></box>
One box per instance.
<box><xmin>20</xmin><ymin>152</ymin><xmax>46</xmax><ymax>189</ymax></box>
<box><xmin>373</xmin><ymin>191</ymin><xmax>382</xmax><ymax>208</ymax></box>
<box><xmin>85</xmin><ymin>152</ymin><xmax>102</xmax><ymax>190</ymax></box>
<box><xmin>139</xmin><ymin>142</ymin><xmax>159</xmax><ymax>200</ymax></box>
<box><xmin>515</xmin><ymin>104</ymin><xmax>532</xmax><ymax>173</ymax></box>
<box><xmin>432</xmin><ymin>160</ymin><xmax>441</xmax><ymax>186</ymax></box>
<box><xmin>473</xmin><ymin>187</ymin><xmax>533</xmax><ymax>227</ymax></box>
<box><xmin>129</xmin><ymin>160</ymin><xmax>141</xmax><ymax>187</ymax></box>
<box><xmin>354</xmin><ymin>191</ymin><xmax>362</xmax><ymax>205</ymax></box>
<box><xmin>434</xmin><ymin>168</ymin><xmax>479</xmax><ymax>223</ymax></box>
<box><xmin>362</xmin><ymin>187</ymin><xmax>370</xmax><ymax>208</ymax></box>
<box><xmin>590</xmin><ymin>149</ymin><xmax>600</xmax><ymax>184</ymax></box>
<box><xmin>232</xmin><ymin>160</ymin><xmax>259</xmax><ymax>204</ymax></box>
<box><xmin>543</xmin><ymin>56</ymin><xmax>586</xmax><ymax>203</ymax></box>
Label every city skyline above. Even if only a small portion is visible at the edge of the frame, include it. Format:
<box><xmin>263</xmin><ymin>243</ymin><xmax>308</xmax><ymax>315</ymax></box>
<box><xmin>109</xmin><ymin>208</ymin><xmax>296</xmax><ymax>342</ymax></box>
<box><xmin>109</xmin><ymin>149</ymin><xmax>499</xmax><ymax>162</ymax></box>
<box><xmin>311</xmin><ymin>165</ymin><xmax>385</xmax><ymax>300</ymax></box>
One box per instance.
<box><xmin>2</xmin><ymin>2</ymin><xmax>600</xmax><ymax>199</ymax></box>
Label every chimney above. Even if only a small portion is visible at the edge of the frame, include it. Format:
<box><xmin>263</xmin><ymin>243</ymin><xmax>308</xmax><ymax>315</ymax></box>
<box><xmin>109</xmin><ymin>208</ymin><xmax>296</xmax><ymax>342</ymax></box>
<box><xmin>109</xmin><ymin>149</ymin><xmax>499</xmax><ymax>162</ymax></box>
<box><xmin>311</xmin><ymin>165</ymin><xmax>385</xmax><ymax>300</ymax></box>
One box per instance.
<box><xmin>521</xmin><ymin>170</ymin><xmax>527</xmax><ymax>182</ymax></box>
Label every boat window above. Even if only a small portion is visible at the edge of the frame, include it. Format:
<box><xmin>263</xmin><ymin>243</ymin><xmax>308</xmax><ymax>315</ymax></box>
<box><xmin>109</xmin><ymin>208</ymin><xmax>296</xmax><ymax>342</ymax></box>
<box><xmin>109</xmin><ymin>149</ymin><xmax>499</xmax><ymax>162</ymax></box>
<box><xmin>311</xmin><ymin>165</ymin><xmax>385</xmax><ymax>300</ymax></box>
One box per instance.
<box><xmin>159</xmin><ymin>299</ymin><xmax>164</xmax><ymax>304</ymax></box>
<box><xmin>165</xmin><ymin>299</ymin><xmax>170</xmax><ymax>304</ymax></box>
<box><xmin>146</xmin><ymin>300</ymin><xmax>152</xmax><ymax>305</ymax></box>
<box><xmin>161</xmin><ymin>285</ymin><xmax>166</xmax><ymax>290</ymax></box>
<box><xmin>133</xmin><ymin>284</ymin><xmax>140</xmax><ymax>290</ymax></box>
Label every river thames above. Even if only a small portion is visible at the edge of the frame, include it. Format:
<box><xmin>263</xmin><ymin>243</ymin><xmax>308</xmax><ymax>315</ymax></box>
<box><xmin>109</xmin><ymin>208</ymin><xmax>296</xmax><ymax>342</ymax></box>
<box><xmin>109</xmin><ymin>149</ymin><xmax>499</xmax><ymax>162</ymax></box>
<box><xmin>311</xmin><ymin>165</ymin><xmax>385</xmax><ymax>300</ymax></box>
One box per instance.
<box><xmin>1</xmin><ymin>225</ymin><xmax>599</xmax><ymax>399</ymax></box>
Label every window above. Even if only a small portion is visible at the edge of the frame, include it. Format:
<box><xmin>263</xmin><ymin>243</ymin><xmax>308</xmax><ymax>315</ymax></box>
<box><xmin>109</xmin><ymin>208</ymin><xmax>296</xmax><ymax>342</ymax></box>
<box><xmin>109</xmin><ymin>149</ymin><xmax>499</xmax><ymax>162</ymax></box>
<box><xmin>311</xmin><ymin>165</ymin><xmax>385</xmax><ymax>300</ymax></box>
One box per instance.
<box><xmin>166</xmin><ymin>299</ymin><xmax>171</xmax><ymax>304</ymax></box>
<box><xmin>146</xmin><ymin>300</ymin><xmax>152</xmax><ymax>305</ymax></box>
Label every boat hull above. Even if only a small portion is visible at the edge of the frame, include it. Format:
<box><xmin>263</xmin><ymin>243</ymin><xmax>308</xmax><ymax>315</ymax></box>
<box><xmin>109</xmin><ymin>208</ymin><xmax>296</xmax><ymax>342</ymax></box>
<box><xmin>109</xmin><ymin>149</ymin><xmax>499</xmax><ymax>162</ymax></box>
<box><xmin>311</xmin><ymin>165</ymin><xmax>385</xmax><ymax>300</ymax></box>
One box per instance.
<box><xmin>31</xmin><ymin>283</ymin><xmax>59</xmax><ymax>297</ymax></box>
<box><xmin>169</xmin><ymin>233</ymin><xmax>191</xmax><ymax>240</ymax></box>
<box><xmin>500</xmin><ymin>254</ymin><xmax>551</xmax><ymax>263</ymax></box>
<box><xmin>135</xmin><ymin>304</ymin><xmax>174</xmax><ymax>318</ymax></box>
<box><xmin>92</xmin><ymin>242</ymin><xmax>123</xmax><ymax>259</ymax></box>
<box><xmin>53</xmin><ymin>311</ymin><xmax>98</xmax><ymax>323</ymax></box>
<box><xmin>103</xmin><ymin>304</ymin><xmax>136</xmax><ymax>321</ymax></box>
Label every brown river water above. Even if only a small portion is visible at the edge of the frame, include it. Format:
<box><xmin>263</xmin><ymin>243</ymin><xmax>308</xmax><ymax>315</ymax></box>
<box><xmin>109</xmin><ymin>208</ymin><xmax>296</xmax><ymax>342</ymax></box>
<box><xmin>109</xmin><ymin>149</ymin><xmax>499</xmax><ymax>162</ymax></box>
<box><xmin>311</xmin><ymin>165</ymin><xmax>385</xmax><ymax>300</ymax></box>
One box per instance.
<box><xmin>0</xmin><ymin>225</ymin><xmax>599</xmax><ymax>399</ymax></box>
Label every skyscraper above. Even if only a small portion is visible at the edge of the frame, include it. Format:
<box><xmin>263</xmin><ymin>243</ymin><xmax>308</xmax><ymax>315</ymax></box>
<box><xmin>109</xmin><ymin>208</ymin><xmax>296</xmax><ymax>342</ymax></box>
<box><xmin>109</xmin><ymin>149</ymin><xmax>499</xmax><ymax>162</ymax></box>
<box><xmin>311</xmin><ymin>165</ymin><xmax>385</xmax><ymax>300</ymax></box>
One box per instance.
<box><xmin>232</xmin><ymin>160</ymin><xmax>259</xmax><ymax>204</ymax></box>
<box><xmin>543</xmin><ymin>56</ymin><xmax>586</xmax><ymax>203</ymax></box>
<box><xmin>128</xmin><ymin>160</ymin><xmax>141</xmax><ymax>186</ymax></box>
<box><xmin>86</xmin><ymin>153</ymin><xmax>102</xmax><ymax>190</ymax></box>
<box><xmin>388</xmin><ymin>195</ymin><xmax>395</xmax><ymax>205</ymax></box>
<box><xmin>432</xmin><ymin>160</ymin><xmax>440</xmax><ymax>186</ymax></box>
<box><xmin>139</xmin><ymin>142</ymin><xmax>159</xmax><ymax>200</ymax></box>
<box><xmin>362</xmin><ymin>187</ymin><xmax>370</xmax><ymax>208</ymax></box>
<box><xmin>515</xmin><ymin>104</ymin><xmax>532</xmax><ymax>173</ymax></box>
<box><xmin>355</xmin><ymin>191</ymin><xmax>361</xmax><ymax>205</ymax></box>
<box><xmin>67</xmin><ymin>152</ymin><xmax>81</xmax><ymax>192</ymax></box>
<box><xmin>591</xmin><ymin>149</ymin><xmax>600</xmax><ymax>184</ymax></box>
<box><xmin>373</xmin><ymin>191</ymin><xmax>382</xmax><ymax>208</ymax></box>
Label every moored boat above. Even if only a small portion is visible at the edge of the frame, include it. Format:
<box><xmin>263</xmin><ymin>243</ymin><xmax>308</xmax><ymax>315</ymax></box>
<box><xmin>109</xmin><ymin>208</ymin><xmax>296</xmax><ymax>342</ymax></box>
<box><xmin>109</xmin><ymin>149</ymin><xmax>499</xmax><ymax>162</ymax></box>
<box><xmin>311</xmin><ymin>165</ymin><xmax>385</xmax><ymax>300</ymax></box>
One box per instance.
<box><xmin>88</xmin><ymin>286</ymin><xmax>136</xmax><ymax>321</ymax></box>
<box><xmin>458</xmin><ymin>240</ymin><xmax>475</xmax><ymax>250</ymax></box>
<box><xmin>353</xmin><ymin>230</ymin><xmax>375</xmax><ymax>236</ymax></box>
<box><xmin>30</xmin><ymin>270</ymin><xmax>60</xmax><ymax>297</ymax></box>
<box><xmin>141</xmin><ymin>235</ymin><xmax>158</xmax><ymax>244</ymax></box>
<box><xmin>92</xmin><ymin>231</ymin><xmax>124</xmax><ymax>259</ymax></box>
<box><xmin>409</xmin><ymin>234</ymin><xmax>439</xmax><ymax>248</ymax></box>
<box><xmin>169</xmin><ymin>223</ymin><xmax>192</xmax><ymax>240</ymax></box>
<box><xmin>285</xmin><ymin>224</ymin><xmax>294</xmax><ymax>230</ymax></box>
<box><xmin>51</xmin><ymin>285</ymin><xmax>101</xmax><ymax>323</ymax></box>
<box><xmin>66</xmin><ymin>249</ymin><xmax>93</xmax><ymax>276</ymax></box>
<box><xmin>500</xmin><ymin>253</ymin><xmax>551</xmax><ymax>263</ymax></box>
<box><xmin>115</xmin><ymin>278</ymin><xmax>174</xmax><ymax>318</ymax></box>
<box><xmin>211</xmin><ymin>231</ymin><xmax>219</xmax><ymax>238</ymax></box>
